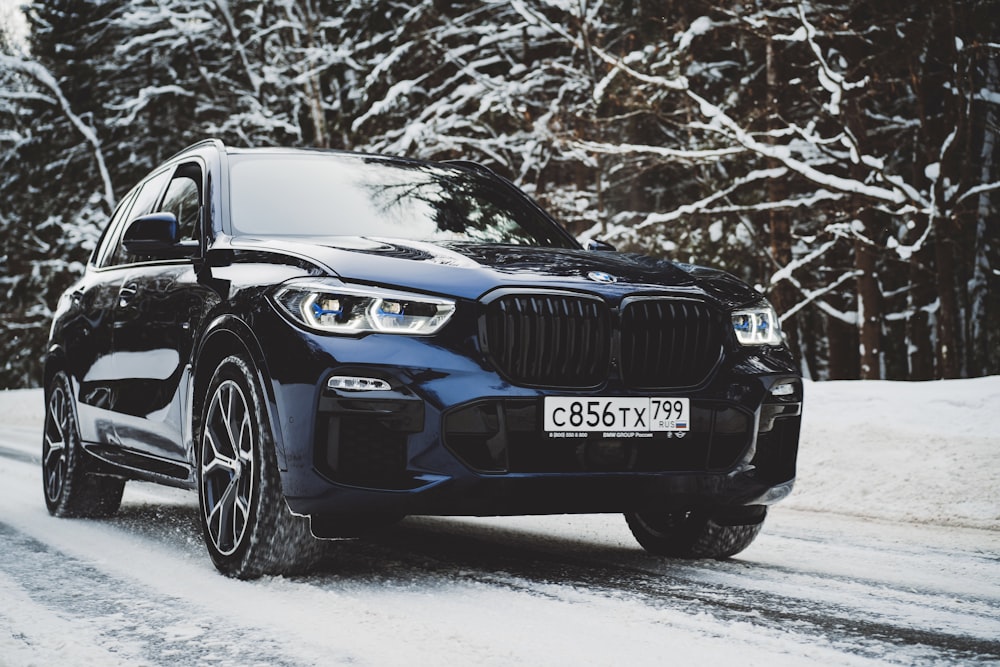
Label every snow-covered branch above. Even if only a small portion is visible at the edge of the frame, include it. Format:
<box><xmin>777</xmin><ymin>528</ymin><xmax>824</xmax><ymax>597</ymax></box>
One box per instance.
<box><xmin>792</xmin><ymin>3</ymin><xmax>869</xmax><ymax>118</ymax></box>
<box><xmin>571</xmin><ymin>139</ymin><xmax>744</xmax><ymax>162</ymax></box>
<box><xmin>780</xmin><ymin>268</ymin><xmax>861</xmax><ymax>324</ymax></box>
<box><xmin>106</xmin><ymin>85</ymin><xmax>195</xmax><ymax>127</ymax></box>
<box><xmin>685</xmin><ymin>90</ymin><xmax>920</xmax><ymax>209</ymax></box>
<box><xmin>508</xmin><ymin>0</ymin><xmax>688</xmax><ymax>90</ymax></box>
<box><xmin>956</xmin><ymin>180</ymin><xmax>1000</xmax><ymax>204</ymax></box>
<box><xmin>0</xmin><ymin>55</ymin><xmax>115</xmax><ymax>211</ymax></box>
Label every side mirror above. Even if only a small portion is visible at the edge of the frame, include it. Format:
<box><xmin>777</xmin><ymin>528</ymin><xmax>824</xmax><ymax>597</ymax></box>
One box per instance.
<box><xmin>123</xmin><ymin>213</ymin><xmax>198</xmax><ymax>258</ymax></box>
<box><xmin>586</xmin><ymin>239</ymin><xmax>616</xmax><ymax>252</ymax></box>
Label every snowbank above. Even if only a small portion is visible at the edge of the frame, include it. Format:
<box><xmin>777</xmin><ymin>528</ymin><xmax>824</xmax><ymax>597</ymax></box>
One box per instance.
<box><xmin>788</xmin><ymin>377</ymin><xmax>1000</xmax><ymax>531</ymax></box>
<box><xmin>2</xmin><ymin>378</ymin><xmax>997</xmax><ymax>530</ymax></box>
<box><xmin>0</xmin><ymin>387</ymin><xmax>43</xmax><ymax>427</ymax></box>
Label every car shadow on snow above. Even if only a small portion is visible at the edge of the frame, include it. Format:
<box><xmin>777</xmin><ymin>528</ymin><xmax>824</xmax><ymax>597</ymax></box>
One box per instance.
<box><xmin>308</xmin><ymin>515</ymin><xmax>747</xmax><ymax>591</ymax></box>
<box><xmin>102</xmin><ymin>496</ymin><xmax>748</xmax><ymax>590</ymax></box>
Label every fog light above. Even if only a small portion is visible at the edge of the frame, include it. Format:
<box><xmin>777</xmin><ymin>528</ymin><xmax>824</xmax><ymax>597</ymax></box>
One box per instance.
<box><xmin>327</xmin><ymin>375</ymin><xmax>392</xmax><ymax>392</ymax></box>
<box><xmin>769</xmin><ymin>383</ymin><xmax>795</xmax><ymax>398</ymax></box>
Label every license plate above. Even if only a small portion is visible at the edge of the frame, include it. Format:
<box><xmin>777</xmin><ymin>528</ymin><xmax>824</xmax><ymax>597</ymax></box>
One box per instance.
<box><xmin>543</xmin><ymin>397</ymin><xmax>690</xmax><ymax>432</ymax></box>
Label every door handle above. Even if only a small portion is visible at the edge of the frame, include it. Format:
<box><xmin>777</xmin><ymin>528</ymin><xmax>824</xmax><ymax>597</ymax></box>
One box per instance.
<box><xmin>118</xmin><ymin>283</ymin><xmax>139</xmax><ymax>308</ymax></box>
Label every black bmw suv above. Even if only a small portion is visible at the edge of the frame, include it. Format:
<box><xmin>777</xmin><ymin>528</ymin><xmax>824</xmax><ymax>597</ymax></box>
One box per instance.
<box><xmin>43</xmin><ymin>140</ymin><xmax>802</xmax><ymax>577</ymax></box>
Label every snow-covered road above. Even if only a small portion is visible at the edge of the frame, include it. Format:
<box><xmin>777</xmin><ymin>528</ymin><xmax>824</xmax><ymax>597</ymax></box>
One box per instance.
<box><xmin>2</xmin><ymin>398</ymin><xmax>999</xmax><ymax>666</ymax></box>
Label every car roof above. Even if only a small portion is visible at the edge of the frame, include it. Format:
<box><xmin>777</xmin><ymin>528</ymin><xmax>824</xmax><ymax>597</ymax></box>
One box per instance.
<box><xmin>162</xmin><ymin>139</ymin><xmax>507</xmax><ymax>189</ymax></box>
<box><xmin>221</xmin><ymin>144</ymin><xmax>481</xmax><ymax>174</ymax></box>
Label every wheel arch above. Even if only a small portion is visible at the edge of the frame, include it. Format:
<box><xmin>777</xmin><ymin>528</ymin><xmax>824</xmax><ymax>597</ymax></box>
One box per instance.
<box><xmin>192</xmin><ymin>315</ymin><xmax>290</xmax><ymax>469</ymax></box>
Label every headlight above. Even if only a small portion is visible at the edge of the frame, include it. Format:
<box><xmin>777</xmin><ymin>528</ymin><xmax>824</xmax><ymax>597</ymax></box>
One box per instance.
<box><xmin>273</xmin><ymin>280</ymin><xmax>456</xmax><ymax>335</ymax></box>
<box><xmin>731</xmin><ymin>301</ymin><xmax>783</xmax><ymax>346</ymax></box>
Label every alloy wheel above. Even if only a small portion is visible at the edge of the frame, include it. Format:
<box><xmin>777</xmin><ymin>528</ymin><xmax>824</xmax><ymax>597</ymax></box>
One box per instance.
<box><xmin>201</xmin><ymin>379</ymin><xmax>256</xmax><ymax>556</ymax></box>
<box><xmin>42</xmin><ymin>383</ymin><xmax>70</xmax><ymax>503</ymax></box>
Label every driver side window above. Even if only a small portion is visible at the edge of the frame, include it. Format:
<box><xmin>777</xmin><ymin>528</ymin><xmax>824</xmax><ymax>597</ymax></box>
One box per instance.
<box><xmin>161</xmin><ymin>163</ymin><xmax>202</xmax><ymax>243</ymax></box>
<box><xmin>107</xmin><ymin>163</ymin><xmax>203</xmax><ymax>266</ymax></box>
<box><xmin>108</xmin><ymin>169</ymin><xmax>171</xmax><ymax>267</ymax></box>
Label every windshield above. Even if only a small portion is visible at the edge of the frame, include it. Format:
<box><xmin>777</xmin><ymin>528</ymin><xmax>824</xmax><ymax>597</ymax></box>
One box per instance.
<box><xmin>227</xmin><ymin>153</ymin><xmax>578</xmax><ymax>248</ymax></box>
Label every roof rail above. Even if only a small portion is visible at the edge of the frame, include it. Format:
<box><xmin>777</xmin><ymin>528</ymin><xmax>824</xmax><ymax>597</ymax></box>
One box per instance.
<box><xmin>443</xmin><ymin>159</ymin><xmax>500</xmax><ymax>177</ymax></box>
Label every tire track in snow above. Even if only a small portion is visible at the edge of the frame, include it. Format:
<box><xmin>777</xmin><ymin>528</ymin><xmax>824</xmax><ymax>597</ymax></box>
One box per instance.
<box><xmin>345</xmin><ymin>519</ymin><xmax>1000</xmax><ymax>664</ymax></box>
<box><xmin>0</xmin><ymin>444</ymin><xmax>37</xmax><ymax>466</ymax></box>
<box><xmin>2</xmin><ymin>434</ymin><xmax>999</xmax><ymax>665</ymax></box>
<box><xmin>0</xmin><ymin>425</ymin><xmax>40</xmax><ymax>466</ymax></box>
<box><xmin>0</xmin><ymin>521</ymin><xmax>328</xmax><ymax>667</ymax></box>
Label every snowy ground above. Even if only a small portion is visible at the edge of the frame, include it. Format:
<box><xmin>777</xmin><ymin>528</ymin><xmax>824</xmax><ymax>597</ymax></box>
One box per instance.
<box><xmin>1</xmin><ymin>378</ymin><xmax>998</xmax><ymax>665</ymax></box>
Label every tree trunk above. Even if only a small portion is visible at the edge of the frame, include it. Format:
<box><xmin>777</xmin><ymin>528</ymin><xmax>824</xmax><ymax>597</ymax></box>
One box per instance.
<box><xmin>933</xmin><ymin>232</ymin><xmax>961</xmax><ymax>378</ymax></box>
<box><xmin>967</xmin><ymin>56</ymin><xmax>997</xmax><ymax>376</ymax></box>
<box><xmin>764</xmin><ymin>34</ymin><xmax>798</xmax><ymax>360</ymax></box>
<box><xmin>826</xmin><ymin>309</ymin><xmax>859</xmax><ymax>380</ymax></box>
<box><xmin>906</xmin><ymin>247</ymin><xmax>936</xmax><ymax>380</ymax></box>
<box><xmin>303</xmin><ymin>2</ymin><xmax>329</xmax><ymax>147</ymax></box>
<box><xmin>844</xmin><ymin>93</ymin><xmax>882</xmax><ymax>380</ymax></box>
<box><xmin>854</xmin><ymin>215</ymin><xmax>882</xmax><ymax>379</ymax></box>
<box><xmin>929</xmin><ymin>1</ymin><xmax>964</xmax><ymax>379</ymax></box>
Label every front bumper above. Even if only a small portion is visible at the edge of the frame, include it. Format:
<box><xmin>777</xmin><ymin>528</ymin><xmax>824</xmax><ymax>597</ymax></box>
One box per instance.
<box><xmin>253</xmin><ymin>308</ymin><xmax>802</xmax><ymax>520</ymax></box>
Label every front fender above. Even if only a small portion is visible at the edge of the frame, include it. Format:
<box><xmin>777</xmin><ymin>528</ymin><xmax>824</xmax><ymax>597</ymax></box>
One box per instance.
<box><xmin>193</xmin><ymin>314</ymin><xmax>291</xmax><ymax>470</ymax></box>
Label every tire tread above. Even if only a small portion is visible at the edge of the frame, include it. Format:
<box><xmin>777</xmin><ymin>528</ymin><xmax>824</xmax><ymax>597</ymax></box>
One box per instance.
<box><xmin>625</xmin><ymin>508</ymin><xmax>764</xmax><ymax>560</ymax></box>
<box><xmin>200</xmin><ymin>355</ymin><xmax>323</xmax><ymax>579</ymax></box>
<box><xmin>44</xmin><ymin>371</ymin><xmax>125</xmax><ymax>519</ymax></box>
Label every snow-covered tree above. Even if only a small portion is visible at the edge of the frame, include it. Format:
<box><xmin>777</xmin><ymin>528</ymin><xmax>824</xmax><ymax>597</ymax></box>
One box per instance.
<box><xmin>0</xmin><ymin>1</ymin><xmax>121</xmax><ymax>387</ymax></box>
<box><xmin>479</xmin><ymin>0</ymin><xmax>1000</xmax><ymax>380</ymax></box>
<box><xmin>0</xmin><ymin>0</ymin><xmax>996</xmax><ymax>387</ymax></box>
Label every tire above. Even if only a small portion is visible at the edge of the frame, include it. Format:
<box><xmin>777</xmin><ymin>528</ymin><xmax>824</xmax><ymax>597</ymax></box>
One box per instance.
<box><xmin>198</xmin><ymin>354</ymin><xmax>323</xmax><ymax>578</ymax></box>
<box><xmin>42</xmin><ymin>371</ymin><xmax>125</xmax><ymax>518</ymax></box>
<box><xmin>624</xmin><ymin>507</ymin><xmax>764</xmax><ymax>560</ymax></box>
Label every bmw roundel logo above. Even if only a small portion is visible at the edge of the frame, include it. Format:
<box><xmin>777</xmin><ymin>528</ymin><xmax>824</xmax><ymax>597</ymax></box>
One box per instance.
<box><xmin>587</xmin><ymin>271</ymin><xmax>618</xmax><ymax>284</ymax></box>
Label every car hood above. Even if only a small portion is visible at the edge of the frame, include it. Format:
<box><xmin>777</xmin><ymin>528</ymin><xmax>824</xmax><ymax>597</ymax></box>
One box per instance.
<box><xmin>232</xmin><ymin>236</ymin><xmax>760</xmax><ymax>308</ymax></box>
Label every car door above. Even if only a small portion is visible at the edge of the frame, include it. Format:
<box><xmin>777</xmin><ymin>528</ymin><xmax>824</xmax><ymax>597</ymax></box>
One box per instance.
<box><xmin>67</xmin><ymin>188</ymin><xmax>139</xmax><ymax>447</ymax></box>
<box><xmin>110</xmin><ymin>161</ymin><xmax>218</xmax><ymax>464</ymax></box>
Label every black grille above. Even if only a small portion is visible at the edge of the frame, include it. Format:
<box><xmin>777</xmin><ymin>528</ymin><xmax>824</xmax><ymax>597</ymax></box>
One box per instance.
<box><xmin>483</xmin><ymin>293</ymin><xmax>610</xmax><ymax>387</ymax></box>
<box><xmin>620</xmin><ymin>299</ymin><xmax>723</xmax><ymax>388</ymax></box>
<box><xmin>482</xmin><ymin>293</ymin><xmax>723</xmax><ymax>389</ymax></box>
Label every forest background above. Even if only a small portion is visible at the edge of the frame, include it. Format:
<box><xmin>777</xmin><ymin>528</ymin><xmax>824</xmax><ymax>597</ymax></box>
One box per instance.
<box><xmin>1</xmin><ymin>0</ymin><xmax>998</xmax><ymax>388</ymax></box>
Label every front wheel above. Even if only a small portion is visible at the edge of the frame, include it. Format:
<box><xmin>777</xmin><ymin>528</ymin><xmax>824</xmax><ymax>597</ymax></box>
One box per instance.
<box><xmin>624</xmin><ymin>507</ymin><xmax>765</xmax><ymax>560</ymax></box>
<box><xmin>198</xmin><ymin>355</ymin><xmax>322</xmax><ymax>578</ymax></box>
<box><xmin>42</xmin><ymin>371</ymin><xmax>125</xmax><ymax>517</ymax></box>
